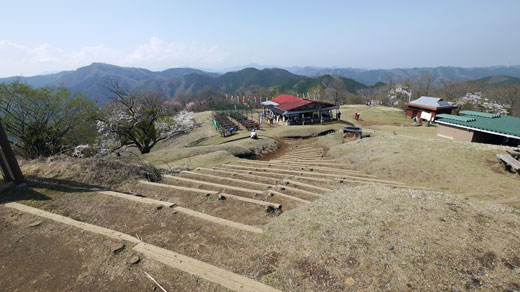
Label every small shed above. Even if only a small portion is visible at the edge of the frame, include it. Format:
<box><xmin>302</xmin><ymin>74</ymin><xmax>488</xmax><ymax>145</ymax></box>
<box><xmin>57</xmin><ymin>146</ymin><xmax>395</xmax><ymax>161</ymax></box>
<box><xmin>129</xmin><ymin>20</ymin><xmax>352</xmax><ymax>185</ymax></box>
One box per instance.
<box><xmin>405</xmin><ymin>96</ymin><xmax>456</xmax><ymax>121</ymax></box>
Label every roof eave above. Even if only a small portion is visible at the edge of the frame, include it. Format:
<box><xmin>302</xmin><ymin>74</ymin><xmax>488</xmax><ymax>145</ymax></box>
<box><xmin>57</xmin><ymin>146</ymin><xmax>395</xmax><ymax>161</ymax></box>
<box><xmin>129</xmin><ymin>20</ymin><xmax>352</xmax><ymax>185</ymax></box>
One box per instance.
<box><xmin>406</xmin><ymin>104</ymin><xmax>457</xmax><ymax>110</ymax></box>
<box><xmin>435</xmin><ymin>120</ymin><xmax>520</xmax><ymax>139</ymax></box>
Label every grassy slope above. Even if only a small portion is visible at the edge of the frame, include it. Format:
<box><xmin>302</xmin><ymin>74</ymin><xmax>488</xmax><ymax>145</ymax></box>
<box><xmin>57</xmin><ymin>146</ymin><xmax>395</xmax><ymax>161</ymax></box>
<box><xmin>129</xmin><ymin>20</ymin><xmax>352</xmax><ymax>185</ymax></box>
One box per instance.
<box><xmin>140</xmin><ymin>111</ymin><xmax>280</xmax><ymax>169</ymax></box>
<box><xmin>137</xmin><ymin>110</ymin><xmax>345</xmax><ymax>169</ymax></box>
<box><xmin>318</xmin><ymin>105</ymin><xmax>520</xmax><ymax>201</ymax></box>
<box><xmin>252</xmin><ymin>105</ymin><xmax>520</xmax><ymax>290</ymax></box>
<box><xmin>255</xmin><ymin>185</ymin><xmax>520</xmax><ymax>291</ymax></box>
<box><xmin>14</xmin><ymin>105</ymin><xmax>520</xmax><ymax>291</ymax></box>
<box><xmin>320</xmin><ymin>130</ymin><xmax>520</xmax><ymax>202</ymax></box>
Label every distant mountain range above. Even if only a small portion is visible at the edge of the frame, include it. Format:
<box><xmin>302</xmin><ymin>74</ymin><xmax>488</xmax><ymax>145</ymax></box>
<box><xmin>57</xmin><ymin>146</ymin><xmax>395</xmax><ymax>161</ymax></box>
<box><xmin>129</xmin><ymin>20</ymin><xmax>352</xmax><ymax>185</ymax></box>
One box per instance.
<box><xmin>1</xmin><ymin>63</ymin><xmax>520</xmax><ymax>104</ymax></box>
<box><xmin>289</xmin><ymin>65</ymin><xmax>520</xmax><ymax>85</ymax></box>
<box><xmin>0</xmin><ymin>63</ymin><xmax>367</xmax><ymax>104</ymax></box>
<box><xmin>463</xmin><ymin>75</ymin><xmax>520</xmax><ymax>88</ymax></box>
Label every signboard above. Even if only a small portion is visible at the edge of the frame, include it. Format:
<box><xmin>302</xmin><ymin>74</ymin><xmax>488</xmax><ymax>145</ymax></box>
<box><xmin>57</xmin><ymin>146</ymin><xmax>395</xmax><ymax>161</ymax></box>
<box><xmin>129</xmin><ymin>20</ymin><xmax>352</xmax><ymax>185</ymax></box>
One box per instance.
<box><xmin>421</xmin><ymin>111</ymin><xmax>432</xmax><ymax>121</ymax></box>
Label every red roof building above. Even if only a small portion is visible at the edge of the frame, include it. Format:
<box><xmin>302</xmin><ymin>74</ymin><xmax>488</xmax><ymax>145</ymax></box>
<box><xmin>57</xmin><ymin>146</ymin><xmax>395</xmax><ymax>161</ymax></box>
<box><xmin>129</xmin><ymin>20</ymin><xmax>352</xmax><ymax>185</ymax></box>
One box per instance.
<box><xmin>262</xmin><ymin>95</ymin><xmax>339</xmax><ymax>125</ymax></box>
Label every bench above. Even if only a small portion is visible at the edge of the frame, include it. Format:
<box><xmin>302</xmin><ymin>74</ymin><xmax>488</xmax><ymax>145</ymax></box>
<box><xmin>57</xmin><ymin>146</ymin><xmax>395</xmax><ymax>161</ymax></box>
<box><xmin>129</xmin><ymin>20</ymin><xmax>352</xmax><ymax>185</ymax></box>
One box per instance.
<box><xmin>507</xmin><ymin>149</ymin><xmax>520</xmax><ymax>159</ymax></box>
<box><xmin>497</xmin><ymin>153</ymin><xmax>520</xmax><ymax>173</ymax></box>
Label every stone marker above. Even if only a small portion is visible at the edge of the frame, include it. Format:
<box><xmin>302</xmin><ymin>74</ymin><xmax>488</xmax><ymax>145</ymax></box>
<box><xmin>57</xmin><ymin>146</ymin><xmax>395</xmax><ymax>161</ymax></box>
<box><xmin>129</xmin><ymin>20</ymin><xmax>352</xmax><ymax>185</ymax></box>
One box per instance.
<box><xmin>112</xmin><ymin>243</ymin><xmax>125</xmax><ymax>254</ymax></box>
<box><xmin>129</xmin><ymin>255</ymin><xmax>140</xmax><ymax>265</ymax></box>
<box><xmin>29</xmin><ymin>220</ymin><xmax>42</xmax><ymax>227</ymax></box>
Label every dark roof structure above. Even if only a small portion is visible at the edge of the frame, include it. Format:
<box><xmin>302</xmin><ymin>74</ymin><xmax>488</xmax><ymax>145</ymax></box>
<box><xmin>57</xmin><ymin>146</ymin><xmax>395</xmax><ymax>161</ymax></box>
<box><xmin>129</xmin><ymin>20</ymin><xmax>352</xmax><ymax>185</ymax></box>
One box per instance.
<box><xmin>263</xmin><ymin>104</ymin><xmax>285</xmax><ymax>115</ymax></box>
<box><xmin>407</xmin><ymin>96</ymin><xmax>455</xmax><ymax>109</ymax></box>
<box><xmin>263</xmin><ymin>95</ymin><xmax>337</xmax><ymax>114</ymax></box>
<box><xmin>436</xmin><ymin>110</ymin><xmax>520</xmax><ymax>138</ymax></box>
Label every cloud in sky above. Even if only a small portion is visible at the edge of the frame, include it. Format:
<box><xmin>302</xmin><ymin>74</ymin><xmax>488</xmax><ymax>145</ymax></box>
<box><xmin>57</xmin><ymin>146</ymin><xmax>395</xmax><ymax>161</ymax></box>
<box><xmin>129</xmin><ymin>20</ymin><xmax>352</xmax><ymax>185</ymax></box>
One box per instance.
<box><xmin>0</xmin><ymin>37</ymin><xmax>225</xmax><ymax>77</ymax></box>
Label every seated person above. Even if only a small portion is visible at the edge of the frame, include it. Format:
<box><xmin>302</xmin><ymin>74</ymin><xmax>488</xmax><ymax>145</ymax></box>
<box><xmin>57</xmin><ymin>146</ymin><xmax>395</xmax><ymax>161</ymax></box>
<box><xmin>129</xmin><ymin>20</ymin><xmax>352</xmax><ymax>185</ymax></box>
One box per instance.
<box><xmin>250</xmin><ymin>128</ymin><xmax>258</xmax><ymax>139</ymax></box>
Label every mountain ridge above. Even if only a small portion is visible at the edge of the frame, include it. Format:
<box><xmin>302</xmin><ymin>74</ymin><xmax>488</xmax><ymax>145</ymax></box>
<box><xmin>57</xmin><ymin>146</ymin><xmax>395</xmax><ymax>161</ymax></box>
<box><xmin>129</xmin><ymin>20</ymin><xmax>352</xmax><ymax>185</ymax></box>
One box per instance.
<box><xmin>0</xmin><ymin>63</ymin><xmax>367</xmax><ymax>104</ymax></box>
<box><xmin>289</xmin><ymin>65</ymin><xmax>520</xmax><ymax>85</ymax></box>
<box><xmin>2</xmin><ymin>63</ymin><xmax>520</xmax><ymax>105</ymax></box>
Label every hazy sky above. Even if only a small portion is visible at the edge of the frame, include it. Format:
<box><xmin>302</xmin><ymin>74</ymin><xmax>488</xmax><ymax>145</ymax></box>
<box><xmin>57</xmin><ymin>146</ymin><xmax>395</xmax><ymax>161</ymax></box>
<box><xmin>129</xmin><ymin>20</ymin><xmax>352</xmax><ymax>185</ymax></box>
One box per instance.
<box><xmin>1</xmin><ymin>0</ymin><xmax>519</xmax><ymax>77</ymax></box>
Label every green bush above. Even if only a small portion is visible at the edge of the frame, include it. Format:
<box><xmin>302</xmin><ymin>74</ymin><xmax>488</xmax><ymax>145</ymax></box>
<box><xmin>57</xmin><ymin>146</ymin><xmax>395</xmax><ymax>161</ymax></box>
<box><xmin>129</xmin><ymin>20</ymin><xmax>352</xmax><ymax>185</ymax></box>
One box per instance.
<box><xmin>0</xmin><ymin>80</ymin><xmax>97</xmax><ymax>159</ymax></box>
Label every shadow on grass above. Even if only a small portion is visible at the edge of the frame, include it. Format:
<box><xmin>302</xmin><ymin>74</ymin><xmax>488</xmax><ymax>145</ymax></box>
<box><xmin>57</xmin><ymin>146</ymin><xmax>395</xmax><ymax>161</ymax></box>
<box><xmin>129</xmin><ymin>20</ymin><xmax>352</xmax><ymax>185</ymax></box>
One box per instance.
<box><xmin>338</xmin><ymin>119</ymin><xmax>355</xmax><ymax>126</ymax></box>
<box><xmin>0</xmin><ymin>175</ymin><xmax>104</xmax><ymax>204</ymax></box>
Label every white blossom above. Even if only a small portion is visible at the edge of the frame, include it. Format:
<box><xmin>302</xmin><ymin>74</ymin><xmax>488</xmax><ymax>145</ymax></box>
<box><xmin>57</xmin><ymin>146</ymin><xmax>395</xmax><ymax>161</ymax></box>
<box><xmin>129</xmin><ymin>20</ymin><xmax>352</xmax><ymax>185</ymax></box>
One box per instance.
<box><xmin>456</xmin><ymin>92</ymin><xmax>508</xmax><ymax>115</ymax></box>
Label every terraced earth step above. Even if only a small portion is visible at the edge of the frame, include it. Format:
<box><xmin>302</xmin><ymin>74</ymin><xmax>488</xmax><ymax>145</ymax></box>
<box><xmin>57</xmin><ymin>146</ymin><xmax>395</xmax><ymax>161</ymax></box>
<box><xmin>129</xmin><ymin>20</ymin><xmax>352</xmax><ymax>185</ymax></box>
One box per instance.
<box><xmin>222</xmin><ymin>164</ymin><xmax>405</xmax><ymax>185</ymax></box>
<box><xmin>281</xmin><ymin>179</ymin><xmax>333</xmax><ymax>193</ymax></box>
<box><xmin>287</xmin><ymin>150</ymin><xmax>325</xmax><ymax>155</ymax></box>
<box><xmin>165</xmin><ymin>175</ymin><xmax>267</xmax><ymax>195</ymax></box>
<box><xmin>176</xmin><ymin>172</ymin><xmax>316</xmax><ymax>204</ymax></box>
<box><xmin>279</xmin><ymin>165</ymin><xmax>373</xmax><ymax>177</ymax></box>
<box><xmin>239</xmin><ymin>161</ymin><xmax>371</xmax><ymax>177</ymax></box>
<box><xmin>280</xmin><ymin>155</ymin><xmax>325</xmax><ymax>159</ymax></box>
<box><xmin>260</xmin><ymin>159</ymin><xmax>354</xmax><ymax>168</ymax></box>
<box><xmin>183</xmin><ymin>170</ymin><xmax>272</xmax><ymax>190</ymax></box>
<box><xmin>225</xmin><ymin>163</ymin><xmax>361</xmax><ymax>177</ymax></box>
<box><xmin>197</xmin><ymin>167</ymin><xmax>280</xmax><ymax>185</ymax></box>
<box><xmin>3</xmin><ymin>202</ymin><xmax>280</xmax><ymax>292</ymax></box>
<box><xmin>211</xmin><ymin>167</ymin><xmax>292</xmax><ymax>183</ymax></box>
<box><xmin>97</xmin><ymin>191</ymin><xmax>263</xmax><ymax>234</ymax></box>
<box><xmin>139</xmin><ymin>180</ymin><xmax>282</xmax><ymax>209</ymax></box>
<box><xmin>271</xmin><ymin>161</ymin><xmax>348</xmax><ymax>168</ymax></box>
<box><xmin>277</xmin><ymin>185</ymin><xmax>323</xmax><ymax>198</ymax></box>
<box><xmin>273</xmin><ymin>159</ymin><xmax>338</xmax><ymax>164</ymax></box>
<box><xmin>286</xmin><ymin>153</ymin><xmax>322</xmax><ymax>157</ymax></box>
<box><xmin>289</xmin><ymin>175</ymin><xmax>336</xmax><ymax>184</ymax></box>
<box><xmin>210</xmin><ymin>168</ymin><xmax>336</xmax><ymax>188</ymax></box>
<box><xmin>267</xmin><ymin>190</ymin><xmax>311</xmax><ymax>204</ymax></box>
<box><xmin>277</xmin><ymin>158</ymin><xmax>336</xmax><ymax>162</ymax></box>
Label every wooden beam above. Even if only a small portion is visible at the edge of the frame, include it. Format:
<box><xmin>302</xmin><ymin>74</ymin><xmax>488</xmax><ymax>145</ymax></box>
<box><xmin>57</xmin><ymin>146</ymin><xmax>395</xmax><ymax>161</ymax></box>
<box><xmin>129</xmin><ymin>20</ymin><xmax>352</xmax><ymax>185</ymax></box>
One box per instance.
<box><xmin>96</xmin><ymin>191</ymin><xmax>263</xmax><ymax>234</ymax></box>
<box><xmin>140</xmin><ymin>181</ymin><xmax>282</xmax><ymax>209</ymax></box>
<box><xmin>4</xmin><ymin>203</ymin><xmax>279</xmax><ymax>292</ymax></box>
<box><xmin>0</xmin><ymin>121</ymin><xmax>24</xmax><ymax>184</ymax></box>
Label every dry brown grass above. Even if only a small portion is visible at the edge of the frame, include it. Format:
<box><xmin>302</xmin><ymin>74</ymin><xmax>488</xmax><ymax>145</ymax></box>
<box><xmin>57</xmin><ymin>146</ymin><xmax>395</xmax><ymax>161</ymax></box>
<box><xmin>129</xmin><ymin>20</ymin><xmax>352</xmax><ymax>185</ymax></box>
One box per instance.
<box><xmin>12</xmin><ymin>105</ymin><xmax>520</xmax><ymax>292</ymax></box>
<box><xmin>155</xmin><ymin>150</ymin><xmax>238</xmax><ymax>170</ymax></box>
<box><xmin>143</xmin><ymin>136</ymin><xmax>279</xmax><ymax>168</ymax></box>
<box><xmin>339</xmin><ymin>105</ymin><xmax>411</xmax><ymax>126</ymax></box>
<box><xmin>263</xmin><ymin>124</ymin><xmax>343</xmax><ymax>138</ymax></box>
<box><xmin>20</xmin><ymin>156</ymin><xmax>161</xmax><ymax>188</ymax></box>
<box><xmin>253</xmin><ymin>185</ymin><xmax>520</xmax><ymax>291</ymax></box>
<box><xmin>320</xmin><ymin>131</ymin><xmax>520</xmax><ymax>202</ymax></box>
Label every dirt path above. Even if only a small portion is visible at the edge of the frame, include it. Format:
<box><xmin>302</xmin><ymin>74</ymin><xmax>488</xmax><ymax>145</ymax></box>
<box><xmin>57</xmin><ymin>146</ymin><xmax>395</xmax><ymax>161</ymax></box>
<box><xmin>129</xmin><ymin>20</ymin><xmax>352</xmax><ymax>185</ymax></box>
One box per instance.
<box><xmin>3</xmin><ymin>203</ymin><xmax>280</xmax><ymax>292</ymax></box>
<box><xmin>0</xmin><ymin>206</ymin><xmax>227</xmax><ymax>292</ymax></box>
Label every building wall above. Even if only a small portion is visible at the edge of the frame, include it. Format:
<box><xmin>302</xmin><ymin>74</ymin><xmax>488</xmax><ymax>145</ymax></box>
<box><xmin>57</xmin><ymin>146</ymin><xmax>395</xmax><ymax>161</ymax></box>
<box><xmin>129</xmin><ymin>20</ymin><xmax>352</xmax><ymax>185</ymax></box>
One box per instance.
<box><xmin>470</xmin><ymin>131</ymin><xmax>509</xmax><ymax>144</ymax></box>
<box><xmin>405</xmin><ymin>106</ymin><xmax>454</xmax><ymax>119</ymax></box>
<box><xmin>406</xmin><ymin>106</ymin><xmax>434</xmax><ymax>119</ymax></box>
<box><xmin>436</xmin><ymin>108</ymin><xmax>454</xmax><ymax>115</ymax></box>
<box><xmin>437</xmin><ymin>124</ymin><xmax>512</xmax><ymax>145</ymax></box>
<box><xmin>437</xmin><ymin>124</ymin><xmax>474</xmax><ymax>141</ymax></box>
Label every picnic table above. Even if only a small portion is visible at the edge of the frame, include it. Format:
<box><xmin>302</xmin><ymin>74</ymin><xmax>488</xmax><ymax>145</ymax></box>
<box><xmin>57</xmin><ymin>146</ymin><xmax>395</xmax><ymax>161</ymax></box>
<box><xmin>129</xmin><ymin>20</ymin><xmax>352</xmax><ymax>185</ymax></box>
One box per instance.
<box><xmin>497</xmin><ymin>153</ymin><xmax>520</xmax><ymax>173</ymax></box>
<box><xmin>507</xmin><ymin>149</ymin><xmax>520</xmax><ymax>159</ymax></box>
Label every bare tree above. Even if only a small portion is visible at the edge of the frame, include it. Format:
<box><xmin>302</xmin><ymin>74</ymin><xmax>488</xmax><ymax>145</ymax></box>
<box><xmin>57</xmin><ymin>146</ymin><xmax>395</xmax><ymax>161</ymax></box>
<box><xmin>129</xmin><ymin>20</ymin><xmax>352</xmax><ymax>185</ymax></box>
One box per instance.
<box><xmin>493</xmin><ymin>83</ymin><xmax>520</xmax><ymax>115</ymax></box>
<box><xmin>413</xmin><ymin>73</ymin><xmax>434</xmax><ymax>98</ymax></box>
<box><xmin>324</xmin><ymin>77</ymin><xmax>347</xmax><ymax>104</ymax></box>
<box><xmin>97</xmin><ymin>81</ymin><xmax>194</xmax><ymax>154</ymax></box>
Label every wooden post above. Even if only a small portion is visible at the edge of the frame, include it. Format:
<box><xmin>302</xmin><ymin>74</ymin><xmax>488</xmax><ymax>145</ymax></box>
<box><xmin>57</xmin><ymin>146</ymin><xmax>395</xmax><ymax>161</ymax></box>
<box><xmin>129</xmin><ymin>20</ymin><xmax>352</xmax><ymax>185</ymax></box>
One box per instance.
<box><xmin>0</xmin><ymin>121</ymin><xmax>24</xmax><ymax>184</ymax></box>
